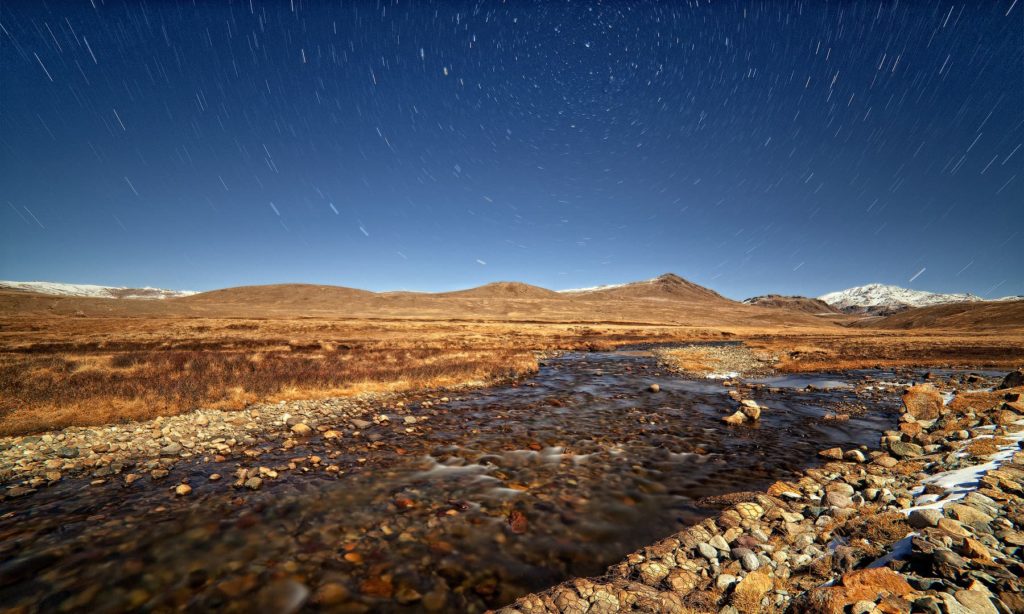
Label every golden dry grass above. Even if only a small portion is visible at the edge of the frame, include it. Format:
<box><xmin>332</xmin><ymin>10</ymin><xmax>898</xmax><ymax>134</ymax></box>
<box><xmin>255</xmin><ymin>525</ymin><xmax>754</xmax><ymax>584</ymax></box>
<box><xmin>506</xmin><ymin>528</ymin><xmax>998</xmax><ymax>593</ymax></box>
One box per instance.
<box><xmin>1</xmin><ymin>281</ymin><xmax>1021</xmax><ymax>436</ymax></box>
<box><xmin>0</xmin><ymin>316</ymin><xmax>728</xmax><ymax>435</ymax></box>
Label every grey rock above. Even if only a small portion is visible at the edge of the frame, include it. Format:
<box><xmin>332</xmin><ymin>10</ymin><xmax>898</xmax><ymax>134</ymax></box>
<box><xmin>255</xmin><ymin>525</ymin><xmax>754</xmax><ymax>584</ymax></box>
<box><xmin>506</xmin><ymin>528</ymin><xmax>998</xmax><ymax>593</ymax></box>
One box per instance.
<box><xmin>698</xmin><ymin>542</ymin><xmax>718</xmax><ymax>560</ymax></box>
<box><xmin>160</xmin><ymin>443</ymin><xmax>182</xmax><ymax>456</ymax></box>
<box><xmin>889</xmin><ymin>441</ymin><xmax>924</xmax><ymax>458</ymax></box>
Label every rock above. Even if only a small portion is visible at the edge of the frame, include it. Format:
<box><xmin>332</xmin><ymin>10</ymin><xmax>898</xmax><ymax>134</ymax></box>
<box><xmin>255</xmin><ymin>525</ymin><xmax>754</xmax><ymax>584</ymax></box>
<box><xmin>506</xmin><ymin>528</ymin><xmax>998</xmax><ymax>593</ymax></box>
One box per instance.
<box><xmin>290</xmin><ymin>423</ymin><xmax>312</xmax><ymax>436</ymax></box>
<box><xmin>818</xmin><ymin>447</ymin><xmax>844</xmax><ymax>460</ymax></box>
<box><xmin>843</xmin><ymin>449</ymin><xmax>866</xmax><ymax>463</ymax></box>
<box><xmin>908</xmin><ymin>508</ymin><xmax>943</xmax><ymax>529</ymax></box>
<box><xmin>931</xmin><ymin>549</ymin><xmax>968</xmax><ymax>581</ymax></box>
<box><xmin>735</xmin><ymin>502</ymin><xmax>764</xmax><ymax>520</ymax></box>
<box><xmin>739</xmin><ymin>400</ymin><xmax>761</xmax><ymax>420</ymax></box>
<box><xmin>888</xmin><ymin>441</ymin><xmax>924</xmax><ymax>459</ymax></box>
<box><xmin>947</xmin><ymin>503</ymin><xmax>993</xmax><ymax>527</ymax></box>
<box><xmin>873</xmin><ymin>455</ymin><xmax>899</xmax><ymax>468</ymax></box>
<box><xmin>257</xmin><ymin>579</ymin><xmax>309</xmax><ymax>614</ymax></box>
<box><xmin>639</xmin><ymin>561</ymin><xmax>670</xmax><ymax>585</ymax></box>
<box><xmin>313</xmin><ymin>582</ymin><xmax>350</xmax><ymax>606</ymax></box>
<box><xmin>697</xmin><ymin>542</ymin><xmax>719</xmax><ymax>560</ymax></box>
<box><xmin>953</xmin><ymin>589</ymin><xmax>998</xmax><ymax>614</ymax></box>
<box><xmin>160</xmin><ymin>443</ymin><xmax>182</xmax><ymax>456</ymax></box>
<box><xmin>244</xmin><ymin>477</ymin><xmax>263</xmax><ymax>490</ymax></box>
<box><xmin>666</xmin><ymin>568</ymin><xmax>700</xmax><ymax>594</ymax></box>
<box><xmin>55</xmin><ymin>446</ymin><xmax>80</xmax><ymax>459</ymax></box>
<box><xmin>351</xmin><ymin>419</ymin><xmax>373</xmax><ymax>430</ymax></box>
<box><xmin>709</xmin><ymin>535</ymin><xmax>730</xmax><ymax>551</ymax></box>
<box><xmin>716</xmin><ymin>574</ymin><xmax>738</xmax><ymax>591</ymax></box>
<box><xmin>996</xmin><ymin>369</ymin><xmax>1023</xmax><ymax>390</ymax></box>
<box><xmin>648</xmin><ymin>383</ymin><xmax>660</xmax><ymax>393</ymax></box>
<box><xmin>175</xmin><ymin>483</ymin><xmax>192</xmax><ymax>496</ymax></box>
<box><xmin>5</xmin><ymin>485</ymin><xmax>35</xmax><ymax>498</ymax></box>
<box><xmin>740</xmin><ymin>551</ymin><xmax>760</xmax><ymax>571</ymax></box>
<box><xmin>825</xmin><ymin>492</ymin><xmax>853</xmax><ymax>508</ymax></box>
<box><xmin>902</xmin><ymin>384</ymin><xmax>943</xmax><ymax>420</ymax></box>
<box><xmin>722</xmin><ymin>411</ymin><xmax>746</xmax><ymax>425</ymax></box>
<box><xmin>850</xmin><ymin>601</ymin><xmax>875</xmax><ymax>614</ymax></box>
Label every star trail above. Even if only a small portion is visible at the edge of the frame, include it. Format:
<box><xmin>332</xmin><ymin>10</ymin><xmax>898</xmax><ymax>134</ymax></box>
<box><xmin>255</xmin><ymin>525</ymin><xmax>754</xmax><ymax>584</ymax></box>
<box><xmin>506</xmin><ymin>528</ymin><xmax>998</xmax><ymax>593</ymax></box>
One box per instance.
<box><xmin>1</xmin><ymin>1</ymin><xmax>1021</xmax><ymax>297</ymax></box>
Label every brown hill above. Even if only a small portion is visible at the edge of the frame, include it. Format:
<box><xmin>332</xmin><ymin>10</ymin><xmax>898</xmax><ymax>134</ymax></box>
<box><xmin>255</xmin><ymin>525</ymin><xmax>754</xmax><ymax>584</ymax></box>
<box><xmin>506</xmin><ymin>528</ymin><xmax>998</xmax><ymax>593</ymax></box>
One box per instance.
<box><xmin>180</xmin><ymin>284</ymin><xmax>374</xmax><ymax>307</ymax></box>
<box><xmin>856</xmin><ymin>300</ymin><xmax>1024</xmax><ymax>330</ymax></box>
<box><xmin>563</xmin><ymin>273</ymin><xmax>731</xmax><ymax>303</ymax></box>
<box><xmin>440</xmin><ymin>282</ymin><xmax>561</xmax><ymax>299</ymax></box>
<box><xmin>743</xmin><ymin>294</ymin><xmax>842</xmax><ymax>315</ymax></box>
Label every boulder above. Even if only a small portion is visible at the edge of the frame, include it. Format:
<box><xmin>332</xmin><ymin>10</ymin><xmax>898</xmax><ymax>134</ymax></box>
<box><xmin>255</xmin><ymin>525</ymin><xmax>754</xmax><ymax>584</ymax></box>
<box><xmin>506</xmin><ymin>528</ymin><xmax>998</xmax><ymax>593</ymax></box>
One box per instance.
<box><xmin>818</xmin><ymin>447</ymin><xmax>844</xmax><ymax>460</ymax></box>
<box><xmin>996</xmin><ymin>369</ymin><xmax>1023</xmax><ymax>390</ymax></box>
<box><xmin>722</xmin><ymin>411</ymin><xmax>746</xmax><ymax>425</ymax></box>
<box><xmin>902</xmin><ymin>384</ymin><xmax>943</xmax><ymax>420</ymax></box>
<box><xmin>907</xmin><ymin>508</ymin><xmax>943</xmax><ymax>529</ymax></box>
<box><xmin>739</xmin><ymin>400</ymin><xmax>762</xmax><ymax>420</ymax></box>
<box><xmin>888</xmin><ymin>441</ymin><xmax>924</xmax><ymax>459</ymax></box>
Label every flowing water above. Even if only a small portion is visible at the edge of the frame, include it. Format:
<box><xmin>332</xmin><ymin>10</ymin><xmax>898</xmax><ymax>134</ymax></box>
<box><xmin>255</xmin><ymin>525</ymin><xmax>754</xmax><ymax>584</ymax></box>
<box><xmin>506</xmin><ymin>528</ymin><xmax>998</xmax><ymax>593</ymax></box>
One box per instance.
<box><xmin>0</xmin><ymin>348</ymin><xmax>921</xmax><ymax>612</ymax></box>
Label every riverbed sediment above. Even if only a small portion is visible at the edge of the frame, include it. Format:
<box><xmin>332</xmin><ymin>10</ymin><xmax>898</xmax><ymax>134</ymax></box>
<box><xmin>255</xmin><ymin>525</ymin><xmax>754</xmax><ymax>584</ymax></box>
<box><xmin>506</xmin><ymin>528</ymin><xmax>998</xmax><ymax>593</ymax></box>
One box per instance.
<box><xmin>1</xmin><ymin>353</ymin><xmax>1020</xmax><ymax>613</ymax></box>
<box><xmin>498</xmin><ymin>371</ymin><xmax>1024</xmax><ymax>614</ymax></box>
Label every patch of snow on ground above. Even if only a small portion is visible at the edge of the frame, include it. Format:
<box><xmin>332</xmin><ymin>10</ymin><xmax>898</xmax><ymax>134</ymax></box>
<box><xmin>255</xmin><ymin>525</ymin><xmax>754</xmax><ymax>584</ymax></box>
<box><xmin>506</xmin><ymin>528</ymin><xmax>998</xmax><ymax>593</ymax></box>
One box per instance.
<box><xmin>904</xmin><ymin>419</ymin><xmax>1024</xmax><ymax>513</ymax></box>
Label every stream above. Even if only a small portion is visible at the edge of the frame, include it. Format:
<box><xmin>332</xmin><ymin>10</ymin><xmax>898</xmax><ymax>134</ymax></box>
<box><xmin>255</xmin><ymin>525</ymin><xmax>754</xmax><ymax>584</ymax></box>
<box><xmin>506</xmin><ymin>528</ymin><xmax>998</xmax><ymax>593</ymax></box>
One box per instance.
<box><xmin>0</xmin><ymin>347</ymin><xmax>933</xmax><ymax>613</ymax></box>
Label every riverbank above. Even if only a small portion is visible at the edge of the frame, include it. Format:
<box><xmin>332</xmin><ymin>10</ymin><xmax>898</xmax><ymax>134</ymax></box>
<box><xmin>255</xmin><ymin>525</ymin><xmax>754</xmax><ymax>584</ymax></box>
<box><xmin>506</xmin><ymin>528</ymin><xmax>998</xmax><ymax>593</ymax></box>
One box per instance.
<box><xmin>497</xmin><ymin>370</ymin><xmax>1024</xmax><ymax>614</ymax></box>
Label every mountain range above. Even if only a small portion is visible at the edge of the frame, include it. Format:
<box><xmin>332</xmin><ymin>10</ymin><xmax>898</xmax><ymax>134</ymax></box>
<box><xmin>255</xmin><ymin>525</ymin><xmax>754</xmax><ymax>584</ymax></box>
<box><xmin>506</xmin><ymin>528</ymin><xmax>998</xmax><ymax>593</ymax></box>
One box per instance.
<box><xmin>1</xmin><ymin>275</ymin><xmax>1021</xmax><ymax>330</ymax></box>
<box><xmin>817</xmin><ymin>283</ymin><xmax>1021</xmax><ymax>316</ymax></box>
<box><xmin>0</xmin><ymin>280</ymin><xmax>197</xmax><ymax>300</ymax></box>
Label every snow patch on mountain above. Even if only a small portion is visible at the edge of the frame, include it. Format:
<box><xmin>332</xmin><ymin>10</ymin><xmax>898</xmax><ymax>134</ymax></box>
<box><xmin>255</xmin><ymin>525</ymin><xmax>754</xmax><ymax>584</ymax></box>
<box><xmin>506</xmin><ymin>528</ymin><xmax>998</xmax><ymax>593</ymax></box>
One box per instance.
<box><xmin>0</xmin><ymin>280</ymin><xmax>197</xmax><ymax>300</ymax></box>
<box><xmin>558</xmin><ymin>280</ymin><xmax>644</xmax><ymax>293</ymax></box>
<box><xmin>817</xmin><ymin>283</ymin><xmax>1002</xmax><ymax>315</ymax></box>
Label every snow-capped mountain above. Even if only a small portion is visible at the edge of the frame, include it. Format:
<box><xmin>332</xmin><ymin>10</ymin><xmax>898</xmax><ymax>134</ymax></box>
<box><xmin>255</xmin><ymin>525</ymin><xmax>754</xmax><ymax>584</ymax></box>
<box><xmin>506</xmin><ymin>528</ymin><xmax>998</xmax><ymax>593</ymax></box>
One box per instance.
<box><xmin>819</xmin><ymin>283</ymin><xmax>983</xmax><ymax>315</ymax></box>
<box><xmin>0</xmin><ymin>280</ymin><xmax>197</xmax><ymax>300</ymax></box>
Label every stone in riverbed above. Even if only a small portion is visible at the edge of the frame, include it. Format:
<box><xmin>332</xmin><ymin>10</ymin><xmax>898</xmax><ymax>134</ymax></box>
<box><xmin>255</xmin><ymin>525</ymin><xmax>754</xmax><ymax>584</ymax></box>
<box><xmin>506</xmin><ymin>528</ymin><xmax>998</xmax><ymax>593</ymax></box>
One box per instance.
<box><xmin>313</xmin><ymin>582</ymin><xmax>350</xmax><ymax>606</ymax></box>
<box><xmin>996</xmin><ymin>369</ymin><xmax>1023</xmax><ymax>390</ymax></box>
<box><xmin>902</xmin><ymin>384</ymin><xmax>943</xmax><ymax>420</ymax></box>
<box><xmin>739</xmin><ymin>400</ymin><xmax>762</xmax><ymax>420</ymax></box>
<box><xmin>290</xmin><ymin>423</ymin><xmax>312</xmax><ymax>436</ymax></box>
<box><xmin>175</xmin><ymin>483</ymin><xmax>192</xmax><ymax>496</ymax></box>
<box><xmin>55</xmin><ymin>446</ymin><xmax>80</xmax><ymax>459</ymax></box>
<box><xmin>843</xmin><ymin>449</ymin><xmax>866</xmax><ymax>463</ymax></box>
<box><xmin>160</xmin><ymin>443</ymin><xmax>182</xmax><ymax>456</ymax></box>
<box><xmin>648</xmin><ymin>383</ymin><xmax>660</xmax><ymax>393</ymax></box>
<box><xmin>722</xmin><ymin>411</ymin><xmax>746</xmax><ymax>425</ymax></box>
<box><xmin>888</xmin><ymin>441</ymin><xmax>924</xmax><ymax>459</ymax></box>
<box><xmin>818</xmin><ymin>447</ymin><xmax>843</xmax><ymax>460</ymax></box>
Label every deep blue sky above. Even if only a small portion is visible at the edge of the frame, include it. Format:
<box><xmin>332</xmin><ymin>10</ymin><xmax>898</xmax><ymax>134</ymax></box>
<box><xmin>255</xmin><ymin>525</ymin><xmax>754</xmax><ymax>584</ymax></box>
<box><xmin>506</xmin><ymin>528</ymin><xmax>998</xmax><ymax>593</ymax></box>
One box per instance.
<box><xmin>2</xmin><ymin>1</ymin><xmax>1021</xmax><ymax>299</ymax></box>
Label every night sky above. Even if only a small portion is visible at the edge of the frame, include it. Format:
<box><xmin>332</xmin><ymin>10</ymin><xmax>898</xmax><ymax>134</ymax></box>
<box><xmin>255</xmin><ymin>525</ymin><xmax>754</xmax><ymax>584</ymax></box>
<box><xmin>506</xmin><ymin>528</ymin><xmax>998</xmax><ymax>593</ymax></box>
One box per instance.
<box><xmin>2</xmin><ymin>1</ymin><xmax>1021</xmax><ymax>299</ymax></box>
